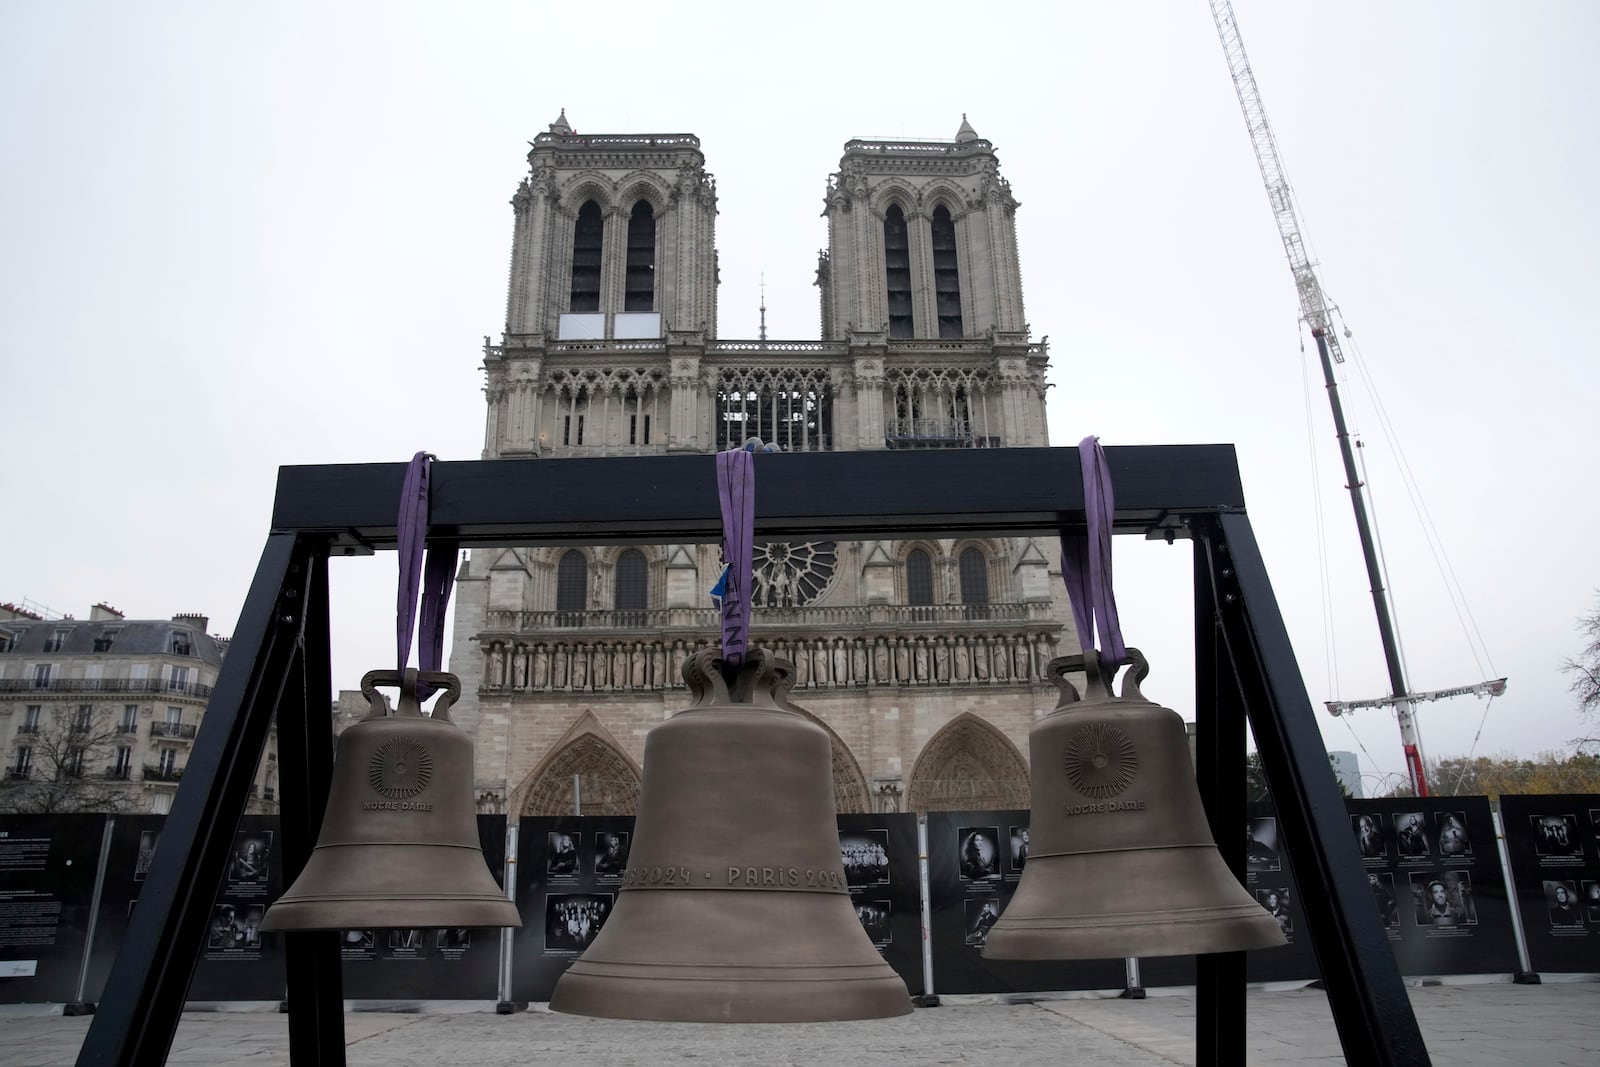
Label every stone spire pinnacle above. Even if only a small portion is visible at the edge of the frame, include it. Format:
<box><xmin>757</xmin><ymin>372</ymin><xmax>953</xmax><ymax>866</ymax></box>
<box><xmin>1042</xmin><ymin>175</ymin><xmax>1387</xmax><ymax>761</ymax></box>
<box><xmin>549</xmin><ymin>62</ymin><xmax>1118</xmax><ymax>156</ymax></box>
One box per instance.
<box><xmin>549</xmin><ymin>108</ymin><xmax>573</xmax><ymax>135</ymax></box>
<box><xmin>955</xmin><ymin>113</ymin><xmax>980</xmax><ymax>143</ymax></box>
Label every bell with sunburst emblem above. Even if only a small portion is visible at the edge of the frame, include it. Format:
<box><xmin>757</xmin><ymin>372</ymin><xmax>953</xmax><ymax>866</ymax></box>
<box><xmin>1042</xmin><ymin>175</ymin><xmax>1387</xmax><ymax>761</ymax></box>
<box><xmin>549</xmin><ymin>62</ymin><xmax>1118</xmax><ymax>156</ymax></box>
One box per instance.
<box><xmin>261</xmin><ymin>668</ymin><xmax>521</xmax><ymax>932</ymax></box>
<box><xmin>982</xmin><ymin>649</ymin><xmax>1285</xmax><ymax>960</ymax></box>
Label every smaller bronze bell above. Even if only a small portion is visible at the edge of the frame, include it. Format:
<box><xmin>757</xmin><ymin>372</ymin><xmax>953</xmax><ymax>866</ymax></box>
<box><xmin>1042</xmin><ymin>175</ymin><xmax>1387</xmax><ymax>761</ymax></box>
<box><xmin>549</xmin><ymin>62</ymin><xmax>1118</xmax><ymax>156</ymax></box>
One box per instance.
<box><xmin>982</xmin><ymin>650</ymin><xmax>1285</xmax><ymax>960</ymax></box>
<box><xmin>261</xmin><ymin>669</ymin><xmax>521</xmax><ymax>932</ymax></box>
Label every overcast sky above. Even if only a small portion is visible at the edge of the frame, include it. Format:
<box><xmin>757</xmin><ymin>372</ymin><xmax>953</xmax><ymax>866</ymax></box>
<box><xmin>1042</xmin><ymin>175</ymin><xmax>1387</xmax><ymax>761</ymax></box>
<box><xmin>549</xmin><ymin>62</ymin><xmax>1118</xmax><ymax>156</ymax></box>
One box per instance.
<box><xmin>3</xmin><ymin>2</ymin><xmax>1596</xmax><ymax>794</ymax></box>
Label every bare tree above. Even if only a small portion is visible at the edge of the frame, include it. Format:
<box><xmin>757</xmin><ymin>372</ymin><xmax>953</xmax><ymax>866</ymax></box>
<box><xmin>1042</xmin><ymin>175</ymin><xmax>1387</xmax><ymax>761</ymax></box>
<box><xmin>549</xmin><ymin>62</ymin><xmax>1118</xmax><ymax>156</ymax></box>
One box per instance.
<box><xmin>1562</xmin><ymin>592</ymin><xmax>1600</xmax><ymax>753</ymax></box>
<box><xmin>0</xmin><ymin>705</ymin><xmax>137</xmax><ymax>814</ymax></box>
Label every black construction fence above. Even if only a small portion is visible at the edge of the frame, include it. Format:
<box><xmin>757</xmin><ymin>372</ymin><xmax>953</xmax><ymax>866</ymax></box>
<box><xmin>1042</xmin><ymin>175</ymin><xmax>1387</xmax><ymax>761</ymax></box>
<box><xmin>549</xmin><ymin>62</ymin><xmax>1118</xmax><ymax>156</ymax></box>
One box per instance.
<box><xmin>1</xmin><ymin>797</ymin><xmax>1593</xmax><ymax>1006</ymax></box>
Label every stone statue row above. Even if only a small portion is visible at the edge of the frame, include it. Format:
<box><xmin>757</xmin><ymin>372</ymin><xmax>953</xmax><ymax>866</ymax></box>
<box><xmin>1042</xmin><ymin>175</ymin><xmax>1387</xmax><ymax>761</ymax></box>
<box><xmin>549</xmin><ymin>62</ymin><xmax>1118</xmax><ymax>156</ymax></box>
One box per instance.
<box><xmin>481</xmin><ymin>630</ymin><xmax>1061</xmax><ymax>693</ymax></box>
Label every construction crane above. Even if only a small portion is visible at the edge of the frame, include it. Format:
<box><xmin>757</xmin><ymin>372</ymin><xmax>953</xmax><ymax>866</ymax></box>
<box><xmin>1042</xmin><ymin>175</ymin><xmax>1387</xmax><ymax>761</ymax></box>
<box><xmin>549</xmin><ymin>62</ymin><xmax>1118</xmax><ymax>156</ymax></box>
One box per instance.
<box><xmin>1206</xmin><ymin>0</ymin><xmax>1506</xmax><ymax>796</ymax></box>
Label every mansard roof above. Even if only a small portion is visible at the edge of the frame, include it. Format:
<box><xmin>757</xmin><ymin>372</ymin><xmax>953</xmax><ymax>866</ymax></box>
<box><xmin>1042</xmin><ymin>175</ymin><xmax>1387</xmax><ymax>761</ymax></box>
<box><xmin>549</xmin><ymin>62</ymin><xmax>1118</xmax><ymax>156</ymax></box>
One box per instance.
<box><xmin>0</xmin><ymin>616</ymin><xmax>226</xmax><ymax>666</ymax></box>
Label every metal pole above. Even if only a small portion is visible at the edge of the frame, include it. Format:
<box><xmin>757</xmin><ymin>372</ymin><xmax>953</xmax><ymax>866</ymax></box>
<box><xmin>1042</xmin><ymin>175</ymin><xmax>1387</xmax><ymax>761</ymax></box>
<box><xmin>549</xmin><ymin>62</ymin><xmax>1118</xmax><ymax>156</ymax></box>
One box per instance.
<box><xmin>65</xmin><ymin>816</ymin><xmax>118</xmax><ymax>1016</ymax></box>
<box><xmin>1491</xmin><ymin>809</ymin><xmax>1539</xmax><ymax>983</ymax></box>
<box><xmin>915</xmin><ymin>816</ymin><xmax>937</xmax><ymax>1006</ymax></box>
<box><xmin>497</xmin><ymin>822</ymin><xmax>521</xmax><ymax>1012</ymax></box>
<box><xmin>1311</xmin><ymin>331</ymin><xmax>1427</xmax><ymax>794</ymax></box>
<box><xmin>1121</xmin><ymin>957</ymin><xmax>1146</xmax><ymax>999</ymax></box>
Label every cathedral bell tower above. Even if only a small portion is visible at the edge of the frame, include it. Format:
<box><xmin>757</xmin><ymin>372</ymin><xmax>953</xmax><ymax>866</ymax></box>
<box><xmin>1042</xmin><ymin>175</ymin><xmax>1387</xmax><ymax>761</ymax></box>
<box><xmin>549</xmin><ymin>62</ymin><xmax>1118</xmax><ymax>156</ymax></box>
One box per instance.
<box><xmin>486</xmin><ymin>111</ymin><xmax>719</xmax><ymax>458</ymax></box>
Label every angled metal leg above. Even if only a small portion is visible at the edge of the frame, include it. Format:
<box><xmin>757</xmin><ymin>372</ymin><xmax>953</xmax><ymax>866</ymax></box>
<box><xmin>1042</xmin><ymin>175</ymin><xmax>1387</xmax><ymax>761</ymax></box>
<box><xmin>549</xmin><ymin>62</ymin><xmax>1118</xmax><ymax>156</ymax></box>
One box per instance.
<box><xmin>77</xmin><ymin>534</ymin><xmax>308</xmax><ymax>1067</ymax></box>
<box><xmin>276</xmin><ymin>546</ymin><xmax>346</xmax><ymax>1065</ymax></box>
<box><xmin>1210</xmin><ymin>512</ymin><xmax>1429</xmax><ymax>1066</ymax></box>
<box><xmin>1193</xmin><ymin>533</ymin><xmax>1246</xmax><ymax>1067</ymax></box>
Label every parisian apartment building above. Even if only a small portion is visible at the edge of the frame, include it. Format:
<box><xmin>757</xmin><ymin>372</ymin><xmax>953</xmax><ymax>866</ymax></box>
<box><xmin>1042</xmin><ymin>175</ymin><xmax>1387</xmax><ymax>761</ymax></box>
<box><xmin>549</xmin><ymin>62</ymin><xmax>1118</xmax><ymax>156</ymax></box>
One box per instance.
<box><xmin>0</xmin><ymin>602</ymin><xmax>277</xmax><ymax>814</ymax></box>
<box><xmin>449</xmin><ymin>113</ymin><xmax>1077</xmax><ymax>819</ymax></box>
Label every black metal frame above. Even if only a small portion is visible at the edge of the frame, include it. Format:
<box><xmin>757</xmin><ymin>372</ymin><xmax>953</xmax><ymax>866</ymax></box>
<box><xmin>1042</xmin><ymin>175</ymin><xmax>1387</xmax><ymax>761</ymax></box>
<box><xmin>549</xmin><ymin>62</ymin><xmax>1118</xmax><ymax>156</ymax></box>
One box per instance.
<box><xmin>75</xmin><ymin>445</ymin><xmax>1429</xmax><ymax>1066</ymax></box>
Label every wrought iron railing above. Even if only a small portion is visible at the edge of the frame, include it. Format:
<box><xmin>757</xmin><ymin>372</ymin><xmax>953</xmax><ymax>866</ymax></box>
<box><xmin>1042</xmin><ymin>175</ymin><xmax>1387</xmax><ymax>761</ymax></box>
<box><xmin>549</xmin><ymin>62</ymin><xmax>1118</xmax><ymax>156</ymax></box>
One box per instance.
<box><xmin>0</xmin><ymin>678</ymin><xmax>213</xmax><ymax>698</ymax></box>
<box><xmin>143</xmin><ymin>765</ymin><xmax>183</xmax><ymax>783</ymax></box>
<box><xmin>150</xmin><ymin>722</ymin><xmax>198</xmax><ymax>740</ymax></box>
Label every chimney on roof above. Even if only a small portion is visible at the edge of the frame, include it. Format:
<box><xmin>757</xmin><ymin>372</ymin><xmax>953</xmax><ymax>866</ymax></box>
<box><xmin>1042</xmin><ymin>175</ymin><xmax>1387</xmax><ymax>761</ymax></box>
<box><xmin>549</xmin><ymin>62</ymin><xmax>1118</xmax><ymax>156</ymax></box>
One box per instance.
<box><xmin>91</xmin><ymin>603</ymin><xmax>125</xmax><ymax>621</ymax></box>
<box><xmin>172</xmin><ymin>612</ymin><xmax>209</xmax><ymax>632</ymax></box>
<box><xmin>0</xmin><ymin>602</ymin><xmax>43</xmax><ymax>621</ymax></box>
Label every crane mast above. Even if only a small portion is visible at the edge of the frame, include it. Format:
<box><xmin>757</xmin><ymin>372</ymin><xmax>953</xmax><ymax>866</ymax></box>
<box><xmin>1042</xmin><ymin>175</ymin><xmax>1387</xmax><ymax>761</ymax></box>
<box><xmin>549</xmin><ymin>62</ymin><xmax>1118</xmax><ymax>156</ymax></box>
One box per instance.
<box><xmin>1206</xmin><ymin>0</ymin><xmax>1436</xmax><ymax>794</ymax></box>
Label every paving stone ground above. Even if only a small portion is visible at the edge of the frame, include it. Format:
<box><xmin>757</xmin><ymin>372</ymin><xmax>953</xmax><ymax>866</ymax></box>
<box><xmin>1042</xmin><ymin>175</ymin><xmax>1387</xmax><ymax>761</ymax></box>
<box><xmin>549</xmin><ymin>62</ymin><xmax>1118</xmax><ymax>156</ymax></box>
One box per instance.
<box><xmin>1</xmin><ymin>982</ymin><xmax>1595</xmax><ymax>1066</ymax></box>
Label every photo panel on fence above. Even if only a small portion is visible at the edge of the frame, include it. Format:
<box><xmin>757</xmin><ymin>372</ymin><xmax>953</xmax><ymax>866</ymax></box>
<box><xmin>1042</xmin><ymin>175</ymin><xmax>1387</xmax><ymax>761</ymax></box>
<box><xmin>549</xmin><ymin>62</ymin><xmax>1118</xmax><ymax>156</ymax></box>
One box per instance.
<box><xmin>1498</xmin><ymin>794</ymin><xmax>1600</xmax><ymax>973</ymax></box>
<box><xmin>88</xmin><ymin>814</ymin><xmax>508</xmax><ymax>1002</ymax></box>
<box><xmin>87</xmin><ymin>814</ymin><xmax>287</xmax><ymax>1002</ymax></box>
<box><xmin>836</xmin><ymin>813</ymin><xmax>922</xmax><ymax>994</ymax></box>
<box><xmin>337</xmin><ymin>814</ymin><xmax>507</xmax><ymax>1000</ymax></box>
<box><xmin>0</xmin><ymin>814</ymin><xmax>107</xmax><ymax>1004</ymax></box>
<box><xmin>514</xmin><ymin>814</ymin><xmax>923</xmax><ymax>1002</ymax></box>
<box><xmin>512</xmin><ymin>815</ymin><xmax>633</xmax><ymax>1002</ymax></box>
<box><xmin>1137</xmin><ymin>802</ymin><xmax>1318</xmax><ymax>988</ymax></box>
<box><xmin>1345</xmin><ymin>796</ymin><xmax>1518</xmax><ymax>976</ymax></box>
<box><xmin>924</xmin><ymin>809</ymin><xmax>1124</xmax><ymax>994</ymax></box>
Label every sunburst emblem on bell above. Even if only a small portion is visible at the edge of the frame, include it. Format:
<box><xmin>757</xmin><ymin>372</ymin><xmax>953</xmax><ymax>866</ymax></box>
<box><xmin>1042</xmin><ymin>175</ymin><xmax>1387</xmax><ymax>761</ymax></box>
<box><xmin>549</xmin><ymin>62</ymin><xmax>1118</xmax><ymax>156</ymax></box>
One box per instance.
<box><xmin>548</xmin><ymin>646</ymin><xmax>912</xmax><ymax>1022</ymax></box>
<box><xmin>982</xmin><ymin>649</ymin><xmax>1286</xmax><ymax>960</ymax></box>
<box><xmin>261</xmin><ymin>668</ymin><xmax>521</xmax><ymax>932</ymax></box>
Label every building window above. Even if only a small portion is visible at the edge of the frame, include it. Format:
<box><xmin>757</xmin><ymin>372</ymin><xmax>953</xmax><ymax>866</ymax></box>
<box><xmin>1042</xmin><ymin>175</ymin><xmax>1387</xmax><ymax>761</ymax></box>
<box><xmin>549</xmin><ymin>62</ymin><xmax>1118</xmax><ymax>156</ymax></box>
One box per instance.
<box><xmin>43</xmin><ymin>628</ymin><xmax>68</xmax><ymax>654</ymax></box>
<box><xmin>113</xmin><ymin>747</ymin><xmax>132</xmax><ymax>779</ymax></box>
<box><xmin>74</xmin><ymin>704</ymin><xmax>93</xmax><ymax>731</ymax></box>
<box><xmin>931</xmin><ymin>204</ymin><xmax>963</xmax><ymax>338</ymax></box>
<box><xmin>121</xmin><ymin>705</ymin><xmax>139</xmax><ymax>733</ymax></box>
<box><xmin>556</xmin><ymin>551</ymin><xmax>588</xmax><ymax>616</ymax></box>
<box><xmin>0</xmin><ymin>631</ymin><xmax>14</xmax><ymax>653</ymax></box>
<box><xmin>152</xmin><ymin>792</ymin><xmax>171</xmax><ymax>814</ymax></box>
<box><xmin>884</xmin><ymin>204</ymin><xmax>913</xmax><ymax>339</ymax></box>
<box><xmin>168</xmin><ymin>666</ymin><xmax>190</xmax><ymax>693</ymax></box>
<box><xmin>11</xmin><ymin>747</ymin><xmax>32</xmax><ymax>778</ymax></box>
<box><xmin>170</xmin><ymin>631</ymin><xmax>192</xmax><ymax>656</ymax></box>
<box><xmin>32</xmin><ymin>664</ymin><xmax>53</xmax><ymax>688</ymax></box>
<box><xmin>21</xmin><ymin>706</ymin><xmax>40</xmax><ymax>734</ymax></box>
<box><xmin>906</xmin><ymin>549</ymin><xmax>935</xmax><ymax>607</ymax></box>
<box><xmin>166</xmin><ymin>706</ymin><xmax>182</xmax><ymax>726</ymax></box>
<box><xmin>93</xmin><ymin>629</ymin><xmax>120</xmax><ymax>653</ymax></box>
<box><xmin>563</xmin><ymin>413</ymin><xmax>585</xmax><ymax>447</ymax></box>
<box><xmin>959</xmin><ymin>547</ymin><xmax>990</xmax><ymax>605</ymax></box>
<box><xmin>63</xmin><ymin>747</ymin><xmax>84</xmax><ymax>778</ymax></box>
<box><xmin>158</xmin><ymin>748</ymin><xmax>177</xmax><ymax>775</ymax></box>
<box><xmin>570</xmin><ymin>200</ymin><xmax>604</xmax><ymax>313</ymax></box>
<box><xmin>624</xmin><ymin>201</ymin><xmax>655</xmax><ymax>312</ymax></box>
<box><xmin>614</xmin><ymin>549</ymin><xmax>648</xmax><ymax>612</ymax></box>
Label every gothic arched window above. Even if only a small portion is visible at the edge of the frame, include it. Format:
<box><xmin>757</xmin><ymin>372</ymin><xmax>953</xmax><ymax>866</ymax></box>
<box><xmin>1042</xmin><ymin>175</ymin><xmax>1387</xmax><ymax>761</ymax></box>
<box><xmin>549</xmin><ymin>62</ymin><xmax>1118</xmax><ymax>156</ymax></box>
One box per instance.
<box><xmin>614</xmin><ymin>549</ymin><xmax>648</xmax><ymax>612</ymax></box>
<box><xmin>556</xmin><ymin>550</ymin><xmax>588</xmax><ymax>617</ymax></box>
<box><xmin>931</xmin><ymin>204</ymin><xmax>963</xmax><ymax>338</ymax></box>
<box><xmin>906</xmin><ymin>549</ymin><xmax>934</xmax><ymax>606</ymax></box>
<box><xmin>624</xmin><ymin>201</ymin><xmax>655</xmax><ymax>312</ymax></box>
<box><xmin>570</xmin><ymin>200</ymin><xmax>603</xmax><ymax>313</ymax></box>
<box><xmin>959</xmin><ymin>547</ymin><xmax>989</xmax><ymax>605</ymax></box>
<box><xmin>884</xmin><ymin>204</ymin><xmax>913</xmax><ymax>339</ymax></box>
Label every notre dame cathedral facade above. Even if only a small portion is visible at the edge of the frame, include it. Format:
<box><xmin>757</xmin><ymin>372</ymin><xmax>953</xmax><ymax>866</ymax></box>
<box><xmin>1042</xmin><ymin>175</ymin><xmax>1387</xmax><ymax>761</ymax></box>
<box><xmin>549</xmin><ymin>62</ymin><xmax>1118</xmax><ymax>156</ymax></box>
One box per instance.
<box><xmin>447</xmin><ymin>112</ymin><xmax>1076</xmax><ymax>818</ymax></box>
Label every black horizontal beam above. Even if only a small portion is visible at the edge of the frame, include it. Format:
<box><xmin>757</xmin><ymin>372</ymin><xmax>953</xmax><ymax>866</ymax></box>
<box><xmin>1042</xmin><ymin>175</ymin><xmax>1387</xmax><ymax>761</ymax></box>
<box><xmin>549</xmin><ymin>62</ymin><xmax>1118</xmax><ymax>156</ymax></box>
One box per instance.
<box><xmin>272</xmin><ymin>444</ymin><xmax>1245</xmax><ymax>548</ymax></box>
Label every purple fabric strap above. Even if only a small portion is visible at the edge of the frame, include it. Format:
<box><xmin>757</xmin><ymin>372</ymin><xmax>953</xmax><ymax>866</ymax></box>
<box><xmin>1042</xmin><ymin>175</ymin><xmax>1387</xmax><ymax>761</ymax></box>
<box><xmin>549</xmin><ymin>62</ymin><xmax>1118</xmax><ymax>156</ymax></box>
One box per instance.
<box><xmin>1060</xmin><ymin>435</ymin><xmax>1126</xmax><ymax>666</ymax></box>
<box><xmin>397</xmin><ymin>451</ymin><xmax>458</xmax><ymax>698</ymax></box>
<box><xmin>716</xmin><ymin>448</ymin><xmax>755</xmax><ymax>668</ymax></box>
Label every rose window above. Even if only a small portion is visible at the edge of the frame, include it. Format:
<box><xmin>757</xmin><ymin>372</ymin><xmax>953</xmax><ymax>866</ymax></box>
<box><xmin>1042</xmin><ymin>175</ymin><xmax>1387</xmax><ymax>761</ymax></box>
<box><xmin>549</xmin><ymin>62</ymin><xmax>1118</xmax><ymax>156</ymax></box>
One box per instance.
<box><xmin>752</xmin><ymin>541</ymin><xmax>838</xmax><ymax>607</ymax></box>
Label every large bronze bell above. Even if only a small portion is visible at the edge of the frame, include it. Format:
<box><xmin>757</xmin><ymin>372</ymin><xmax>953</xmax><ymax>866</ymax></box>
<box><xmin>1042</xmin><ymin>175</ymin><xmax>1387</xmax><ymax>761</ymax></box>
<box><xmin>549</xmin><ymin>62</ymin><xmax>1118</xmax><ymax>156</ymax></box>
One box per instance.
<box><xmin>549</xmin><ymin>647</ymin><xmax>912</xmax><ymax>1022</ymax></box>
<box><xmin>982</xmin><ymin>650</ymin><xmax>1285</xmax><ymax>960</ymax></box>
<box><xmin>261</xmin><ymin>669</ymin><xmax>521</xmax><ymax>932</ymax></box>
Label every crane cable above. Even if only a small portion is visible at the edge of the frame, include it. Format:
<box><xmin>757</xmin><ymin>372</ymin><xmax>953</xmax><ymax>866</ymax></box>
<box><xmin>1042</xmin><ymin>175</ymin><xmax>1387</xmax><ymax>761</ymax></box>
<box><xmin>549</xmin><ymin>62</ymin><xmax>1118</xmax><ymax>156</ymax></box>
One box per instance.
<box><xmin>1338</xmin><ymin>312</ymin><xmax>1499</xmax><ymax>679</ymax></box>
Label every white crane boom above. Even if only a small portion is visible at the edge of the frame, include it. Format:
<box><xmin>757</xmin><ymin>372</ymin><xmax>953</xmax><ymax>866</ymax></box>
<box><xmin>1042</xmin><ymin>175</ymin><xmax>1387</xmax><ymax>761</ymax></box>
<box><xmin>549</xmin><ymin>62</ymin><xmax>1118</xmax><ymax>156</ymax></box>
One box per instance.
<box><xmin>1207</xmin><ymin>0</ymin><xmax>1344</xmax><ymax>363</ymax></box>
